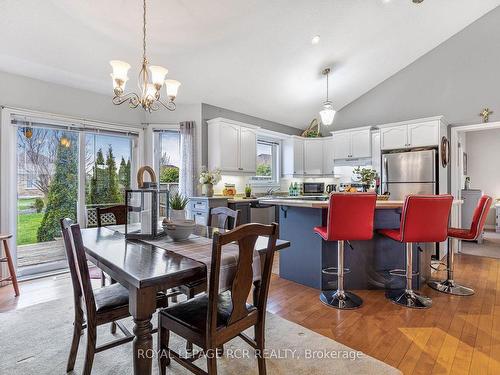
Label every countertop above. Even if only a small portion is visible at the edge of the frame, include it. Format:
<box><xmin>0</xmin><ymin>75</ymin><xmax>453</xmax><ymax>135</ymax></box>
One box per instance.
<box><xmin>258</xmin><ymin>198</ymin><xmax>463</xmax><ymax>209</ymax></box>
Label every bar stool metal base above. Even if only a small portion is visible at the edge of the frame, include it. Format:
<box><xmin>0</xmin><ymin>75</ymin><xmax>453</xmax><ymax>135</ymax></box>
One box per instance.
<box><xmin>386</xmin><ymin>289</ymin><xmax>432</xmax><ymax>309</ymax></box>
<box><xmin>320</xmin><ymin>290</ymin><xmax>363</xmax><ymax>310</ymax></box>
<box><xmin>427</xmin><ymin>280</ymin><xmax>474</xmax><ymax>296</ymax></box>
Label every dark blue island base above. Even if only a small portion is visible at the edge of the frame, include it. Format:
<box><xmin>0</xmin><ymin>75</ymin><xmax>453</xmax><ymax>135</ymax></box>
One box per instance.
<box><xmin>278</xmin><ymin>206</ymin><xmax>432</xmax><ymax>291</ymax></box>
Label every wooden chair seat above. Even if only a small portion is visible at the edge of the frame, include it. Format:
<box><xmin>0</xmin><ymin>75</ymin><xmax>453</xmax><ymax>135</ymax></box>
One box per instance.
<box><xmin>160</xmin><ymin>290</ymin><xmax>256</xmax><ymax>334</ymax></box>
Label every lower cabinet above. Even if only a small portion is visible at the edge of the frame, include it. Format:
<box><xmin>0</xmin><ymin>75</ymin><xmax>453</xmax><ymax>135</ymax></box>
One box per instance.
<box><xmin>187</xmin><ymin>197</ymin><xmax>228</xmax><ymax>226</ymax></box>
<box><xmin>228</xmin><ymin>202</ymin><xmax>251</xmax><ymax>225</ymax></box>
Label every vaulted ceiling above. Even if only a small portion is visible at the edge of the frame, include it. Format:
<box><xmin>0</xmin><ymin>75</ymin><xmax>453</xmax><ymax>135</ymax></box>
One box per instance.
<box><xmin>1</xmin><ymin>0</ymin><xmax>499</xmax><ymax>128</ymax></box>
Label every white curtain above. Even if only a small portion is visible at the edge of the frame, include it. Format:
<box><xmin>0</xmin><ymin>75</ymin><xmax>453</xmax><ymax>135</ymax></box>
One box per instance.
<box><xmin>179</xmin><ymin>121</ymin><xmax>196</xmax><ymax>197</ymax></box>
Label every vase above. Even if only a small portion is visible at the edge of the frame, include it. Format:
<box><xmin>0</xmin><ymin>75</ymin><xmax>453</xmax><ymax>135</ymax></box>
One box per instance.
<box><xmin>204</xmin><ymin>183</ymin><xmax>214</xmax><ymax>197</ymax></box>
<box><xmin>170</xmin><ymin>209</ymin><xmax>186</xmax><ymax>221</ymax></box>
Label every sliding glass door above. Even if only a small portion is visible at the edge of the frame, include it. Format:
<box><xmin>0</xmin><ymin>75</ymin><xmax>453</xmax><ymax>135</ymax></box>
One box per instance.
<box><xmin>16</xmin><ymin>126</ymin><xmax>79</xmax><ymax>275</ymax></box>
<box><xmin>14</xmin><ymin>118</ymin><xmax>137</xmax><ymax>277</ymax></box>
<box><xmin>155</xmin><ymin>129</ymin><xmax>181</xmax><ymax>196</ymax></box>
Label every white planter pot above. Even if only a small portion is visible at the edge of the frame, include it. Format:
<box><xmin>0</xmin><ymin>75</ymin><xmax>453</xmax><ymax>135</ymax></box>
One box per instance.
<box><xmin>169</xmin><ymin>209</ymin><xmax>186</xmax><ymax>221</ymax></box>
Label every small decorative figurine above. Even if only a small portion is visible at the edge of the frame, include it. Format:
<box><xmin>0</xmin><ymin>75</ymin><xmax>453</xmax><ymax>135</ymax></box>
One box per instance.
<box><xmin>479</xmin><ymin>108</ymin><xmax>493</xmax><ymax>123</ymax></box>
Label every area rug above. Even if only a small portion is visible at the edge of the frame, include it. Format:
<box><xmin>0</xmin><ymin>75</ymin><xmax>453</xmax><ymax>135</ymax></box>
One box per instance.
<box><xmin>0</xmin><ymin>298</ymin><xmax>400</xmax><ymax>374</ymax></box>
<box><xmin>460</xmin><ymin>231</ymin><xmax>500</xmax><ymax>259</ymax></box>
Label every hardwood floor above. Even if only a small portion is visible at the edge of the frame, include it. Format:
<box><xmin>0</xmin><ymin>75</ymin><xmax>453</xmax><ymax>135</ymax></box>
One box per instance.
<box><xmin>1</xmin><ymin>253</ymin><xmax>499</xmax><ymax>374</ymax></box>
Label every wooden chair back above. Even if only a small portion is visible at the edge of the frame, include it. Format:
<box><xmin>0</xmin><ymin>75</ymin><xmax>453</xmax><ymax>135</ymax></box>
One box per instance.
<box><xmin>207</xmin><ymin>223</ymin><xmax>278</xmax><ymax>337</ymax></box>
<box><xmin>65</xmin><ymin>220</ymin><xmax>97</xmax><ymax>319</ymax></box>
<box><xmin>208</xmin><ymin>206</ymin><xmax>240</xmax><ymax>230</ymax></box>
<box><xmin>96</xmin><ymin>205</ymin><xmax>127</xmax><ymax>227</ymax></box>
<box><xmin>60</xmin><ymin>218</ymin><xmax>83</xmax><ymax>311</ymax></box>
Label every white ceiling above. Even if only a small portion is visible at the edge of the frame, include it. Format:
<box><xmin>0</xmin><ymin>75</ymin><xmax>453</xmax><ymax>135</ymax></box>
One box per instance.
<box><xmin>1</xmin><ymin>0</ymin><xmax>499</xmax><ymax>128</ymax></box>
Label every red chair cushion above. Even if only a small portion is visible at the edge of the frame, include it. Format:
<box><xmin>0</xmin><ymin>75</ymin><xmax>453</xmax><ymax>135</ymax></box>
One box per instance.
<box><xmin>315</xmin><ymin>193</ymin><xmax>377</xmax><ymax>241</ymax></box>
<box><xmin>378</xmin><ymin>229</ymin><xmax>402</xmax><ymax>242</ymax></box>
<box><xmin>378</xmin><ymin>195</ymin><xmax>453</xmax><ymax>243</ymax></box>
<box><xmin>448</xmin><ymin>195</ymin><xmax>492</xmax><ymax>240</ymax></box>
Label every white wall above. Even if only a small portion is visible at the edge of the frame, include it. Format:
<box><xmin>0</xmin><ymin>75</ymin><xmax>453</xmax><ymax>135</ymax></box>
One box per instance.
<box><xmin>465</xmin><ymin>128</ymin><xmax>500</xmax><ymax>226</ymax></box>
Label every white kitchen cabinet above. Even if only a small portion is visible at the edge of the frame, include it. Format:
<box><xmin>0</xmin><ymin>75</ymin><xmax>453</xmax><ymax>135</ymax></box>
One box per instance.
<box><xmin>380</xmin><ymin>120</ymin><xmax>440</xmax><ymax>150</ymax></box>
<box><xmin>371</xmin><ymin>131</ymin><xmax>381</xmax><ymax>177</ymax></box>
<box><xmin>408</xmin><ymin>121</ymin><xmax>439</xmax><ymax>148</ymax></box>
<box><xmin>239</xmin><ymin>127</ymin><xmax>257</xmax><ymax>172</ymax></box>
<box><xmin>331</xmin><ymin>127</ymin><xmax>371</xmax><ymax>159</ymax></box>
<box><xmin>282</xmin><ymin>137</ymin><xmax>304</xmax><ymax>176</ymax></box>
<box><xmin>322</xmin><ymin>137</ymin><xmax>335</xmax><ymax>175</ymax></box>
<box><xmin>207</xmin><ymin>118</ymin><xmax>258</xmax><ymax>173</ymax></box>
<box><xmin>304</xmin><ymin>139</ymin><xmax>323</xmax><ymax>175</ymax></box>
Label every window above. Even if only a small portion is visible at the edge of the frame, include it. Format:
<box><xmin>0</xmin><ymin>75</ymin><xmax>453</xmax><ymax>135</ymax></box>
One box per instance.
<box><xmin>251</xmin><ymin>139</ymin><xmax>280</xmax><ymax>185</ymax></box>
<box><xmin>155</xmin><ymin>129</ymin><xmax>181</xmax><ymax>196</ymax></box>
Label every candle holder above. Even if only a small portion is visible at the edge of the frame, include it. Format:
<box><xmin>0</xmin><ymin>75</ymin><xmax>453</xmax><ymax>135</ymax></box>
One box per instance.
<box><xmin>125</xmin><ymin>189</ymin><xmax>169</xmax><ymax>240</ymax></box>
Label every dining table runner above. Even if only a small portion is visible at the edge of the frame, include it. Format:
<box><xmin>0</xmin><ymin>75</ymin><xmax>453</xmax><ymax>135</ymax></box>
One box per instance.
<box><xmin>143</xmin><ymin>234</ymin><xmax>262</xmax><ymax>291</ymax></box>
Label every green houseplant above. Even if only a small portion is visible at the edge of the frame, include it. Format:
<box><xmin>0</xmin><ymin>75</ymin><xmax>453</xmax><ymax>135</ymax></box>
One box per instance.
<box><xmin>353</xmin><ymin>167</ymin><xmax>378</xmax><ymax>191</ymax></box>
<box><xmin>169</xmin><ymin>193</ymin><xmax>189</xmax><ymax>221</ymax></box>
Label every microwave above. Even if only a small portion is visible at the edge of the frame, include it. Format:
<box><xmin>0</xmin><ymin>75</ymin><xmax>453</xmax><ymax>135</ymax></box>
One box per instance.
<box><xmin>302</xmin><ymin>182</ymin><xmax>325</xmax><ymax>195</ymax></box>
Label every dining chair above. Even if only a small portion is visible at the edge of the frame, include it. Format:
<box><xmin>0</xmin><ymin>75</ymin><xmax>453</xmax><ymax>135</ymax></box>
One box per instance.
<box><xmin>208</xmin><ymin>206</ymin><xmax>240</xmax><ymax>230</ymax></box>
<box><xmin>60</xmin><ymin>218</ymin><xmax>170</xmax><ymax>375</ymax></box>
<box><xmin>0</xmin><ymin>234</ymin><xmax>20</xmax><ymax>297</ymax></box>
<box><xmin>158</xmin><ymin>222</ymin><xmax>279</xmax><ymax>375</ymax></box>
<box><xmin>96</xmin><ymin>205</ymin><xmax>127</xmax><ymax>227</ymax></box>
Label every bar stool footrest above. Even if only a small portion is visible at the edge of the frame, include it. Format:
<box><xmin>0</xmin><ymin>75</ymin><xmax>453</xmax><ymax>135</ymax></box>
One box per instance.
<box><xmin>389</xmin><ymin>269</ymin><xmax>420</xmax><ymax>278</ymax></box>
<box><xmin>321</xmin><ymin>267</ymin><xmax>351</xmax><ymax>276</ymax></box>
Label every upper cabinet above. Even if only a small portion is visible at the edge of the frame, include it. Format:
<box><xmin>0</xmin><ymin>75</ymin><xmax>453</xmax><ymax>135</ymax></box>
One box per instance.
<box><xmin>322</xmin><ymin>137</ymin><xmax>335</xmax><ymax>175</ymax></box>
<box><xmin>282</xmin><ymin>137</ymin><xmax>304</xmax><ymax>176</ymax></box>
<box><xmin>304</xmin><ymin>138</ymin><xmax>324</xmax><ymax>175</ymax></box>
<box><xmin>331</xmin><ymin>127</ymin><xmax>371</xmax><ymax>159</ymax></box>
<box><xmin>207</xmin><ymin>118</ymin><xmax>258</xmax><ymax>173</ymax></box>
<box><xmin>380</xmin><ymin>120</ymin><xmax>440</xmax><ymax>150</ymax></box>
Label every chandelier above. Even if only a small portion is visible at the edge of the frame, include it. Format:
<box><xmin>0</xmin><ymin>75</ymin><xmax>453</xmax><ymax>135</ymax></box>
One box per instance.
<box><xmin>319</xmin><ymin>68</ymin><xmax>336</xmax><ymax>126</ymax></box>
<box><xmin>110</xmin><ymin>0</ymin><xmax>180</xmax><ymax>112</ymax></box>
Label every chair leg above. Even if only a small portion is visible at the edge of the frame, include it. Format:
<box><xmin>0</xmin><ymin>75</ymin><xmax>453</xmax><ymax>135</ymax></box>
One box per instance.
<box><xmin>3</xmin><ymin>239</ymin><xmax>20</xmax><ymax>297</ymax></box>
<box><xmin>386</xmin><ymin>242</ymin><xmax>432</xmax><ymax>309</ymax></box>
<box><xmin>255</xmin><ymin>323</ymin><xmax>267</xmax><ymax>375</ymax></box>
<box><xmin>110</xmin><ymin>321</ymin><xmax>117</xmax><ymax>334</ymax></box>
<box><xmin>83</xmin><ymin>325</ymin><xmax>97</xmax><ymax>375</ymax></box>
<box><xmin>66</xmin><ymin>309</ymin><xmax>84</xmax><ymax>372</ymax></box>
<box><xmin>186</xmin><ymin>287</ymin><xmax>194</xmax><ymax>354</ymax></box>
<box><xmin>207</xmin><ymin>355</ymin><xmax>218</xmax><ymax>375</ymax></box>
<box><xmin>428</xmin><ymin>238</ymin><xmax>475</xmax><ymax>296</ymax></box>
<box><xmin>158</xmin><ymin>315</ymin><xmax>170</xmax><ymax>375</ymax></box>
<box><xmin>320</xmin><ymin>240</ymin><xmax>363</xmax><ymax>309</ymax></box>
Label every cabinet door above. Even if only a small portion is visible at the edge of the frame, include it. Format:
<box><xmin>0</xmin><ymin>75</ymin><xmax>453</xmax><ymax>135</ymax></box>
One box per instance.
<box><xmin>218</xmin><ymin>123</ymin><xmax>240</xmax><ymax>171</ymax></box>
<box><xmin>408</xmin><ymin>121</ymin><xmax>439</xmax><ymax>148</ymax></box>
<box><xmin>371</xmin><ymin>131</ymin><xmax>381</xmax><ymax>177</ymax></box>
<box><xmin>239</xmin><ymin>127</ymin><xmax>257</xmax><ymax>172</ymax></box>
<box><xmin>380</xmin><ymin>125</ymin><xmax>408</xmax><ymax>150</ymax></box>
<box><xmin>332</xmin><ymin>132</ymin><xmax>350</xmax><ymax>159</ymax></box>
<box><xmin>304</xmin><ymin>140</ymin><xmax>323</xmax><ymax>175</ymax></box>
<box><xmin>292</xmin><ymin>138</ymin><xmax>304</xmax><ymax>175</ymax></box>
<box><xmin>350</xmin><ymin>128</ymin><xmax>371</xmax><ymax>158</ymax></box>
<box><xmin>322</xmin><ymin>138</ymin><xmax>335</xmax><ymax>175</ymax></box>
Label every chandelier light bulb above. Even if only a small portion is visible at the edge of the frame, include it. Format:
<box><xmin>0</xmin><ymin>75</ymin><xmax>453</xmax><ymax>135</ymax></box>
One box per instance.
<box><xmin>149</xmin><ymin>65</ymin><xmax>168</xmax><ymax>87</ymax></box>
<box><xmin>109</xmin><ymin>60</ymin><xmax>131</xmax><ymax>81</ymax></box>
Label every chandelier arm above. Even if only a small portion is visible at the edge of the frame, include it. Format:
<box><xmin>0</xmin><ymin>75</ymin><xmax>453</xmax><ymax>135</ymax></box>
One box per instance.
<box><xmin>112</xmin><ymin>92</ymin><xmax>141</xmax><ymax>108</ymax></box>
<box><xmin>157</xmin><ymin>99</ymin><xmax>177</xmax><ymax>111</ymax></box>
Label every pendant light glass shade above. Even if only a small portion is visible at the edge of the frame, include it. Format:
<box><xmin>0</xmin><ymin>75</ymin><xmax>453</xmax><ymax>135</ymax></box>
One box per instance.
<box><xmin>320</xmin><ymin>101</ymin><xmax>336</xmax><ymax>126</ymax></box>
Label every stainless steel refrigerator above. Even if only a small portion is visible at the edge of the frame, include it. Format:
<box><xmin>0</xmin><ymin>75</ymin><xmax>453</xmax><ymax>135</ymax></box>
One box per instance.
<box><xmin>381</xmin><ymin>149</ymin><xmax>437</xmax><ymax>200</ymax></box>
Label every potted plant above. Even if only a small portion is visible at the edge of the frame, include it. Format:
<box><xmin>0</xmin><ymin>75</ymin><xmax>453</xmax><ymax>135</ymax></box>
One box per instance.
<box><xmin>245</xmin><ymin>184</ymin><xmax>252</xmax><ymax>198</ymax></box>
<box><xmin>169</xmin><ymin>193</ymin><xmax>189</xmax><ymax>221</ymax></box>
<box><xmin>353</xmin><ymin>167</ymin><xmax>378</xmax><ymax>192</ymax></box>
<box><xmin>199</xmin><ymin>168</ymin><xmax>221</xmax><ymax>197</ymax></box>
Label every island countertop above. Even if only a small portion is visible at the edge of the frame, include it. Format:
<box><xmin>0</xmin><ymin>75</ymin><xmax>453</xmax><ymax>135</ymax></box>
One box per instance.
<box><xmin>259</xmin><ymin>198</ymin><xmax>462</xmax><ymax>209</ymax></box>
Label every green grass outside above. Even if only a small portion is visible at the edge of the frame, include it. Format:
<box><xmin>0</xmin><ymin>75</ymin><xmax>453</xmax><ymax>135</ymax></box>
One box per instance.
<box><xmin>17</xmin><ymin>212</ymin><xmax>44</xmax><ymax>246</ymax></box>
<box><xmin>17</xmin><ymin>198</ymin><xmax>37</xmax><ymax>210</ymax></box>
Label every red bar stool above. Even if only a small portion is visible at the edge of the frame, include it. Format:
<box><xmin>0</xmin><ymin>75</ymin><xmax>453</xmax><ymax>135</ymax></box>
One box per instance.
<box><xmin>428</xmin><ymin>195</ymin><xmax>492</xmax><ymax>296</ymax></box>
<box><xmin>0</xmin><ymin>234</ymin><xmax>20</xmax><ymax>297</ymax></box>
<box><xmin>314</xmin><ymin>193</ymin><xmax>377</xmax><ymax>309</ymax></box>
<box><xmin>379</xmin><ymin>195</ymin><xmax>453</xmax><ymax>309</ymax></box>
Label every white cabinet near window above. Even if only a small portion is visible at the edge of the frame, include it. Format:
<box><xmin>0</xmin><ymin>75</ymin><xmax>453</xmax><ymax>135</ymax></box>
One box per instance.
<box><xmin>322</xmin><ymin>137</ymin><xmax>335</xmax><ymax>175</ymax></box>
<box><xmin>207</xmin><ymin>118</ymin><xmax>259</xmax><ymax>173</ymax></box>
<box><xmin>331</xmin><ymin>127</ymin><xmax>371</xmax><ymax>159</ymax></box>
<box><xmin>304</xmin><ymin>138</ymin><xmax>323</xmax><ymax>175</ymax></box>
<box><xmin>282</xmin><ymin>136</ymin><xmax>304</xmax><ymax>176</ymax></box>
<box><xmin>380</xmin><ymin>120</ymin><xmax>440</xmax><ymax>150</ymax></box>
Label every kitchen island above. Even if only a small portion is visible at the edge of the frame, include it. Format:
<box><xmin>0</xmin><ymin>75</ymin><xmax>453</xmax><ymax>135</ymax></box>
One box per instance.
<box><xmin>260</xmin><ymin>198</ymin><xmax>438</xmax><ymax>291</ymax></box>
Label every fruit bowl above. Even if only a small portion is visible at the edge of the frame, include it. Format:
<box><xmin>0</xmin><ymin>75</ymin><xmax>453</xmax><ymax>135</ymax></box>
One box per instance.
<box><xmin>162</xmin><ymin>219</ymin><xmax>196</xmax><ymax>241</ymax></box>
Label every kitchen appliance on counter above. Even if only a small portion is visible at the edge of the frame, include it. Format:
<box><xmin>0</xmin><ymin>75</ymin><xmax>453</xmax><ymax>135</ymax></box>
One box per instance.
<box><xmin>338</xmin><ymin>183</ymin><xmax>364</xmax><ymax>192</ymax></box>
<box><xmin>381</xmin><ymin>149</ymin><xmax>437</xmax><ymax>200</ymax></box>
<box><xmin>325</xmin><ymin>184</ymin><xmax>337</xmax><ymax>194</ymax></box>
<box><xmin>302</xmin><ymin>182</ymin><xmax>325</xmax><ymax>196</ymax></box>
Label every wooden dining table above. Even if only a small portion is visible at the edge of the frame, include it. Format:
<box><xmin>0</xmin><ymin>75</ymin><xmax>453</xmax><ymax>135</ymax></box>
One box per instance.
<box><xmin>80</xmin><ymin>224</ymin><xmax>290</xmax><ymax>375</ymax></box>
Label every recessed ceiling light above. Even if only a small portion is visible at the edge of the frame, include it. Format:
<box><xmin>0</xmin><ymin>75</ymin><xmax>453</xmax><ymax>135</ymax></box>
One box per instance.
<box><xmin>311</xmin><ymin>35</ymin><xmax>320</xmax><ymax>45</ymax></box>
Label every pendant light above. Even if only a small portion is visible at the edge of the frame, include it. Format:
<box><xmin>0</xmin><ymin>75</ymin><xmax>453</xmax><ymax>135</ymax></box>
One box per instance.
<box><xmin>319</xmin><ymin>68</ymin><xmax>336</xmax><ymax>126</ymax></box>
